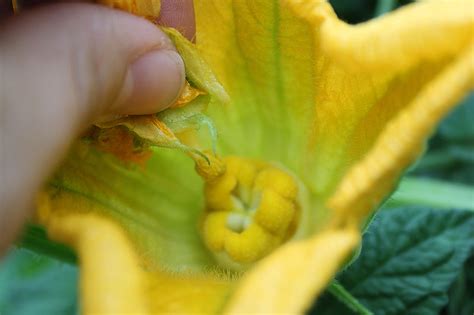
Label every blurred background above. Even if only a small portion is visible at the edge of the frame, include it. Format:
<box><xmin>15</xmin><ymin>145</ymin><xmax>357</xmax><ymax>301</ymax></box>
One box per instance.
<box><xmin>1</xmin><ymin>1</ymin><xmax>473</xmax><ymax>314</ymax></box>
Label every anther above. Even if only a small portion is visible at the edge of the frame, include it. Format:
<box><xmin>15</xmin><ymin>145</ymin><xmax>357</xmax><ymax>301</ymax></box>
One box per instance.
<box><xmin>195</xmin><ymin>155</ymin><xmax>300</xmax><ymax>268</ymax></box>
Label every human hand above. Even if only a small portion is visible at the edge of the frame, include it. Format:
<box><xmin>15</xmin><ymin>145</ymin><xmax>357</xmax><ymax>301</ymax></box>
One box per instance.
<box><xmin>0</xmin><ymin>0</ymin><xmax>195</xmax><ymax>255</ymax></box>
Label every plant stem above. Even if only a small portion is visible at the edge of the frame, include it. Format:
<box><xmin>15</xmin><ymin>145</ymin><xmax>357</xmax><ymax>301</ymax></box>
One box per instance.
<box><xmin>387</xmin><ymin>177</ymin><xmax>474</xmax><ymax>210</ymax></box>
<box><xmin>328</xmin><ymin>281</ymin><xmax>374</xmax><ymax>315</ymax></box>
<box><xmin>374</xmin><ymin>0</ymin><xmax>397</xmax><ymax>17</ymax></box>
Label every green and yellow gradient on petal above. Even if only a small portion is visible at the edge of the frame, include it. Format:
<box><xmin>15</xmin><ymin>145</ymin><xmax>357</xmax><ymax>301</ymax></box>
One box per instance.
<box><xmin>34</xmin><ymin>0</ymin><xmax>474</xmax><ymax>314</ymax></box>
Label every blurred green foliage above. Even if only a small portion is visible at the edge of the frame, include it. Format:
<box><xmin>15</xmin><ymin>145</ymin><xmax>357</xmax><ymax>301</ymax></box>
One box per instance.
<box><xmin>412</xmin><ymin>94</ymin><xmax>474</xmax><ymax>185</ymax></box>
<box><xmin>0</xmin><ymin>249</ymin><xmax>78</xmax><ymax>315</ymax></box>
<box><xmin>329</xmin><ymin>0</ymin><xmax>377</xmax><ymax>23</ymax></box>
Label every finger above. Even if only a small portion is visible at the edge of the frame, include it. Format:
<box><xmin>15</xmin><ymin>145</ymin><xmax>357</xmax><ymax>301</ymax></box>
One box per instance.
<box><xmin>3</xmin><ymin>0</ymin><xmax>196</xmax><ymax>40</ymax></box>
<box><xmin>0</xmin><ymin>3</ymin><xmax>185</xmax><ymax>254</ymax></box>
<box><xmin>157</xmin><ymin>0</ymin><xmax>195</xmax><ymax>41</ymax></box>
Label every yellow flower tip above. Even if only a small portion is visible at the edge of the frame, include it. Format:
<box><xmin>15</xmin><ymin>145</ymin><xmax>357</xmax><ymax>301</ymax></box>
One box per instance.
<box><xmin>327</xmin><ymin>41</ymin><xmax>474</xmax><ymax>227</ymax></box>
<box><xmin>43</xmin><ymin>213</ymin><xmax>149</xmax><ymax>314</ymax></box>
<box><xmin>224</xmin><ymin>228</ymin><xmax>361</xmax><ymax>314</ymax></box>
<box><xmin>317</xmin><ymin>0</ymin><xmax>474</xmax><ymax>74</ymax></box>
<box><xmin>199</xmin><ymin>156</ymin><xmax>301</xmax><ymax>269</ymax></box>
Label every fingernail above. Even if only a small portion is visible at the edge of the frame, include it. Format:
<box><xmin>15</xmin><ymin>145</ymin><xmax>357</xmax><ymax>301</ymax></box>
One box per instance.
<box><xmin>115</xmin><ymin>49</ymin><xmax>185</xmax><ymax>115</ymax></box>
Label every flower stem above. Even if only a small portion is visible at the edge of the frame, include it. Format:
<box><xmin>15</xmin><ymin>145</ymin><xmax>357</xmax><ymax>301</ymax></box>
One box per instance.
<box><xmin>387</xmin><ymin>177</ymin><xmax>474</xmax><ymax>210</ymax></box>
<box><xmin>374</xmin><ymin>0</ymin><xmax>397</xmax><ymax>17</ymax></box>
<box><xmin>328</xmin><ymin>281</ymin><xmax>374</xmax><ymax>315</ymax></box>
<box><xmin>18</xmin><ymin>223</ymin><xmax>77</xmax><ymax>264</ymax></box>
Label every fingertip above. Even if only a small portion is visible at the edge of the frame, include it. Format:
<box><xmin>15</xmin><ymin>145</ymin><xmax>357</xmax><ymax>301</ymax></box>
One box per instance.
<box><xmin>113</xmin><ymin>49</ymin><xmax>185</xmax><ymax>115</ymax></box>
<box><xmin>157</xmin><ymin>0</ymin><xmax>195</xmax><ymax>41</ymax></box>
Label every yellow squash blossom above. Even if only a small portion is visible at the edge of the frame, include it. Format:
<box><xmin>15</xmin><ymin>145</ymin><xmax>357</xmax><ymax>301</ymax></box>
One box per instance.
<box><xmin>34</xmin><ymin>0</ymin><xmax>473</xmax><ymax>314</ymax></box>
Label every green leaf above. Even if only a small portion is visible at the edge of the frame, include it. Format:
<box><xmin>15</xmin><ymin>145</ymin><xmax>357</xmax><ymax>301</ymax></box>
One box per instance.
<box><xmin>410</xmin><ymin>93</ymin><xmax>474</xmax><ymax>185</ymax></box>
<box><xmin>0</xmin><ymin>249</ymin><xmax>78</xmax><ymax>315</ymax></box>
<box><xmin>439</xmin><ymin>94</ymin><xmax>474</xmax><ymax>141</ymax></box>
<box><xmin>446</xmin><ymin>255</ymin><xmax>474</xmax><ymax>315</ymax></box>
<box><xmin>327</xmin><ymin>281</ymin><xmax>374</xmax><ymax>315</ymax></box>
<box><xmin>328</xmin><ymin>0</ymin><xmax>376</xmax><ymax>24</ymax></box>
<box><xmin>374</xmin><ymin>0</ymin><xmax>397</xmax><ymax>17</ymax></box>
<box><xmin>310</xmin><ymin>207</ymin><xmax>474</xmax><ymax>315</ymax></box>
<box><xmin>18</xmin><ymin>224</ymin><xmax>77</xmax><ymax>264</ymax></box>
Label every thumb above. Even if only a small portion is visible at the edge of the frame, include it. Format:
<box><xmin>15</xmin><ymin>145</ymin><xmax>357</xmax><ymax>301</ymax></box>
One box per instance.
<box><xmin>0</xmin><ymin>3</ymin><xmax>185</xmax><ymax>253</ymax></box>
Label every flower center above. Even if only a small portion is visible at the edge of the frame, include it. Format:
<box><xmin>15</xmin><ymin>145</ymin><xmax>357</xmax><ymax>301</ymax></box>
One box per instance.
<box><xmin>195</xmin><ymin>155</ymin><xmax>300</xmax><ymax>268</ymax></box>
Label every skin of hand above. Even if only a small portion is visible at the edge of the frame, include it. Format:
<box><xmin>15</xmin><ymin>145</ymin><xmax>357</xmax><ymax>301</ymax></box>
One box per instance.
<box><xmin>0</xmin><ymin>0</ymin><xmax>195</xmax><ymax>256</ymax></box>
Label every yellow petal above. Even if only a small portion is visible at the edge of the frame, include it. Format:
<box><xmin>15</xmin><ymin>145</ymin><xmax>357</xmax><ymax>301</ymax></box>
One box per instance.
<box><xmin>195</xmin><ymin>0</ymin><xmax>319</xmax><ymax>164</ymax></box>
<box><xmin>224</xmin><ymin>229</ymin><xmax>360</xmax><ymax>314</ymax></box>
<box><xmin>287</xmin><ymin>0</ymin><xmax>474</xmax><ymax>201</ymax></box>
<box><xmin>192</xmin><ymin>1</ymin><xmax>473</xmax><ymax>312</ymax></box>
<box><xmin>40</xmin><ymin>212</ymin><xmax>148</xmax><ymax>314</ymax></box>
<box><xmin>328</xmin><ymin>41</ymin><xmax>474</xmax><ymax>226</ymax></box>
<box><xmin>46</xmin><ymin>145</ymin><xmax>214</xmax><ymax>270</ymax></box>
<box><xmin>39</xmin><ymin>194</ymin><xmax>235</xmax><ymax>314</ymax></box>
<box><xmin>148</xmin><ymin>271</ymin><xmax>234</xmax><ymax>314</ymax></box>
<box><xmin>317</xmin><ymin>0</ymin><xmax>474</xmax><ymax>73</ymax></box>
<box><xmin>195</xmin><ymin>0</ymin><xmax>474</xmax><ymax>218</ymax></box>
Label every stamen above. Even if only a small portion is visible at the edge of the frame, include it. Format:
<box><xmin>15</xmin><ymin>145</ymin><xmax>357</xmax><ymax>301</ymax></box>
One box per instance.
<box><xmin>195</xmin><ymin>155</ymin><xmax>301</xmax><ymax>268</ymax></box>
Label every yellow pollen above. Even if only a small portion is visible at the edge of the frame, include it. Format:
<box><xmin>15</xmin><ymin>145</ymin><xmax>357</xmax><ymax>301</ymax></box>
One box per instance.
<box><xmin>196</xmin><ymin>155</ymin><xmax>300</xmax><ymax>267</ymax></box>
